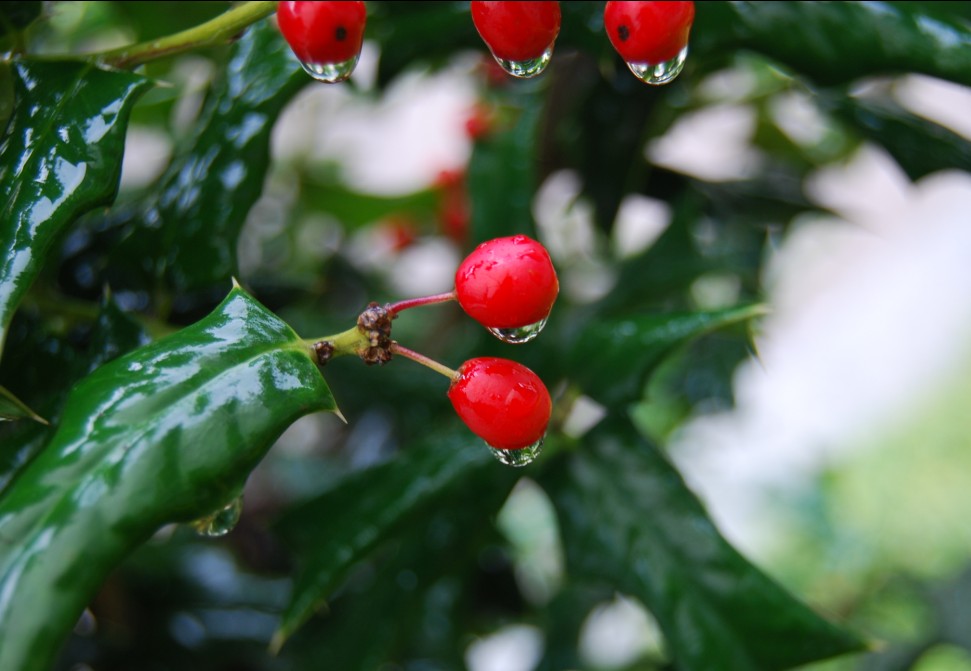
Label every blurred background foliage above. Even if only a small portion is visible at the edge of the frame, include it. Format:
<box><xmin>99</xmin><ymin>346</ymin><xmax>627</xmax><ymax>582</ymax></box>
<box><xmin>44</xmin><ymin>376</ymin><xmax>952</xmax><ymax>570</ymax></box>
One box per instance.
<box><xmin>2</xmin><ymin>1</ymin><xmax>971</xmax><ymax>670</ymax></box>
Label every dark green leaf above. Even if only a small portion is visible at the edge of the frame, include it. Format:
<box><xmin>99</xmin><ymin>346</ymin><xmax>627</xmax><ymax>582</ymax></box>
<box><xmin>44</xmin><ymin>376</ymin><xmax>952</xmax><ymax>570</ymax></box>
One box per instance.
<box><xmin>825</xmin><ymin>95</ymin><xmax>971</xmax><ymax>181</ymax></box>
<box><xmin>570</xmin><ymin>304</ymin><xmax>766</xmax><ymax>406</ymax></box>
<box><xmin>371</xmin><ymin>1</ymin><xmax>480</xmax><ymax>86</ymax></box>
<box><xmin>0</xmin><ymin>285</ymin><xmax>336</xmax><ymax>671</ymax></box>
<box><xmin>0</xmin><ymin>383</ymin><xmax>44</xmax><ymax>422</ymax></box>
<box><xmin>469</xmin><ymin>86</ymin><xmax>545</xmax><ymax>241</ymax></box>
<box><xmin>0</xmin><ymin>293</ymin><xmax>150</xmax><ymax>494</ymax></box>
<box><xmin>542</xmin><ymin>419</ymin><xmax>866</xmax><ymax>670</ymax></box>
<box><xmin>558</xmin><ymin>60</ymin><xmax>669</xmax><ymax>233</ymax></box>
<box><xmin>286</xmin><ymin>460</ymin><xmax>516</xmax><ymax>669</ymax></box>
<box><xmin>694</xmin><ymin>2</ymin><xmax>971</xmax><ymax>87</ymax></box>
<box><xmin>108</xmin><ymin>21</ymin><xmax>307</xmax><ymax>294</ymax></box>
<box><xmin>0</xmin><ymin>60</ymin><xmax>150</xmax><ymax>355</ymax></box>
<box><xmin>276</xmin><ymin>433</ymin><xmax>512</xmax><ymax>644</ymax></box>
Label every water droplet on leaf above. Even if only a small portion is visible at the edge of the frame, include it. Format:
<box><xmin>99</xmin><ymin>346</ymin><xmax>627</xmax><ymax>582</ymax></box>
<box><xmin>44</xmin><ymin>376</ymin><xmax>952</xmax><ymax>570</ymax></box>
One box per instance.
<box><xmin>626</xmin><ymin>46</ymin><xmax>688</xmax><ymax>86</ymax></box>
<box><xmin>487</xmin><ymin>318</ymin><xmax>548</xmax><ymax>344</ymax></box>
<box><xmin>74</xmin><ymin>608</ymin><xmax>97</xmax><ymax>636</ymax></box>
<box><xmin>488</xmin><ymin>438</ymin><xmax>544</xmax><ymax>467</ymax></box>
<box><xmin>493</xmin><ymin>44</ymin><xmax>554</xmax><ymax>78</ymax></box>
<box><xmin>299</xmin><ymin>55</ymin><xmax>359</xmax><ymax>83</ymax></box>
<box><xmin>192</xmin><ymin>496</ymin><xmax>243</xmax><ymax>537</ymax></box>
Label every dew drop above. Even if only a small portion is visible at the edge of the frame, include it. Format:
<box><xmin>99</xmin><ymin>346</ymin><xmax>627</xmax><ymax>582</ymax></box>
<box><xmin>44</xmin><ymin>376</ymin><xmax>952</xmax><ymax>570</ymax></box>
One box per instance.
<box><xmin>488</xmin><ymin>437</ymin><xmax>544</xmax><ymax>467</ymax></box>
<box><xmin>74</xmin><ymin>608</ymin><xmax>97</xmax><ymax>636</ymax></box>
<box><xmin>493</xmin><ymin>44</ymin><xmax>554</xmax><ymax>78</ymax></box>
<box><xmin>625</xmin><ymin>46</ymin><xmax>688</xmax><ymax>86</ymax></box>
<box><xmin>487</xmin><ymin>318</ymin><xmax>548</xmax><ymax>344</ymax></box>
<box><xmin>299</xmin><ymin>55</ymin><xmax>359</xmax><ymax>83</ymax></box>
<box><xmin>192</xmin><ymin>495</ymin><xmax>243</xmax><ymax>537</ymax></box>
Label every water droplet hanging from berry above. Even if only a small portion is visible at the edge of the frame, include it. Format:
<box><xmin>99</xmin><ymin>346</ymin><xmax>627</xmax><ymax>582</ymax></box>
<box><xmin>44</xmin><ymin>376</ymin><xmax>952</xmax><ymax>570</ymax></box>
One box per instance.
<box><xmin>277</xmin><ymin>1</ymin><xmax>367</xmax><ymax>83</ymax></box>
<box><xmin>471</xmin><ymin>1</ymin><xmax>561</xmax><ymax>78</ymax></box>
<box><xmin>604</xmin><ymin>1</ymin><xmax>694</xmax><ymax>86</ymax></box>
<box><xmin>488</xmin><ymin>438</ymin><xmax>544</xmax><ymax>467</ymax></box>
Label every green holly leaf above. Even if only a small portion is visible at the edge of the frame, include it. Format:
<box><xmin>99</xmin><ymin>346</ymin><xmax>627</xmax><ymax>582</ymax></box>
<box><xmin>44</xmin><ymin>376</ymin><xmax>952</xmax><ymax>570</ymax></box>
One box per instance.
<box><xmin>570</xmin><ymin>304</ymin><xmax>766</xmax><ymax>406</ymax></box>
<box><xmin>694</xmin><ymin>2</ymin><xmax>971</xmax><ymax>87</ymax></box>
<box><xmin>276</xmin><ymin>433</ymin><xmax>515</xmax><ymax>647</ymax></box>
<box><xmin>0</xmin><ymin>285</ymin><xmax>336</xmax><ymax>671</ymax></box>
<box><xmin>284</xmin><ymin>457</ymin><xmax>514</xmax><ymax>668</ymax></box>
<box><xmin>542</xmin><ymin>418</ymin><xmax>867</xmax><ymax>670</ymax></box>
<box><xmin>107</xmin><ymin>20</ymin><xmax>308</xmax><ymax>294</ymax></box>
<box><xmin>0</xmin><ymin>291</ymin><xmax>152</xmax><ymax>493</ymax></box>
<box><xmin>0</xmin><ymin>60</ymin><xmax>151</xmax><ymax>356</ymax></box>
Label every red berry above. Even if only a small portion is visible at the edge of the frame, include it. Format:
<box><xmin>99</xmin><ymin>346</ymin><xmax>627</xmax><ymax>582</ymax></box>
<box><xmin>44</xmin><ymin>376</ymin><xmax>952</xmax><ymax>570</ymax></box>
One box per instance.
<box><xmin>278</xmin><ymin>1</ymin><xmax>366</xmax><ymax>79</ymax></box>
<box><xmin>448</xmin><ymin>357</ymin><xmax>552</xmax><ymax>450</ymax></box>
<box><xmin>604</xmin><ymin>1</ymin><xmax>695</xmax><ymax>65</ymax></box>
<box><xmin>471</xmin><ymin>1</ymin><xmax>561</xmax><ymax>63</ymax></box>
<box><xmin>455</xmin><ymin>235</ymin><xmax>559</xmax><ymax>331</ymax></box>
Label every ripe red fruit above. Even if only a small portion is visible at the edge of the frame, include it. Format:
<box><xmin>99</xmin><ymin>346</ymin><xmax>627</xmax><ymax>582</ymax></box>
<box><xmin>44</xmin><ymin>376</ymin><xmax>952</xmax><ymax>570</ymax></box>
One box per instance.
<box><xmin>448</xmin><ymin>357</ymin><xmax>552</xmax><ymax>450</ymax></box>
<box><xmin>455</xmin><ymin>235</ymin><xmax>559</xmax><ymax>332</ymax></box>
<box><xmin>471</xmin><ymin>1</ymin><xmax>561</xmax><ymax>72</ymax></box>
<box><xmin>604</xmin><ymin>1</ymin><xmax>695</xmax><ymax>65</ymax></box>
<box><xmin>277</xmin><ymin>1</ymin><xmax>366</xmax><ymax>80</ymax></box>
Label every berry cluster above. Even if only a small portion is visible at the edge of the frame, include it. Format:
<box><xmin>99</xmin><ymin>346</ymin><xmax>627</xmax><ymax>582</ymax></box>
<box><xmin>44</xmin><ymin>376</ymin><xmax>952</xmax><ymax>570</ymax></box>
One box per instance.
<box><xmin>277</xmin><ymin>2</ymin><xmax>696</xmax><ymax>86</ymax></box>
<box><xmin>312</xmin><ymin>235</ymin><xmax>558</xmax><ymax>466</ymax></box>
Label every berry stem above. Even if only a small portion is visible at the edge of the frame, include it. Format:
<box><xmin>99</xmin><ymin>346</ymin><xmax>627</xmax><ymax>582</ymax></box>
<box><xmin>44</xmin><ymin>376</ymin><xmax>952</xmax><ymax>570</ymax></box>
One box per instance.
<box><xmin>387</xmin><ymin>291</ymin><xmax>456</xmax><ymax>316</ymax></box>
<box><xmin>305</xmin><ymin>324</ymin><xmax>368</xmax><ymax>364</ymax></box>
<box><xmin>91</xmin><ymin>1</ymin><xmax>278</xmax><ymax>69</ymax></box>
<box><xmin>390</xmin><ymin>342</ymin><xmax>459</xmax><ymax>380</ymax></box>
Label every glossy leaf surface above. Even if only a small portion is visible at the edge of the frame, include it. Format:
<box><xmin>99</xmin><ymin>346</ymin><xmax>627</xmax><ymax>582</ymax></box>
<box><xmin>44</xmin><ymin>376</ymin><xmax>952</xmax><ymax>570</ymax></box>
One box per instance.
<box><xmin>0</xmin><ymin>294</ymin><xmax>149</xmax><ymax>493</ymax></box>
<box><xmin>108</xmin><ymin>21</ymin><xmax>307</xmax><ymax>293</ymax></box>
<box><xmin>285</xmin><ymin>457</ymin><xmax>515</xmax><ymax>668</ymax></box>
<box><xmin>542</xmin><ymin>419</ymin><xmax>866</xmax><ymax>670</ymax></box>
<box><xmin>276</xmin><ymin>433</ymin><xmax>512</xmax><ymax>644</ymax></box>
<box><xmin>571</xmin><ymin>304</ymin><xmax>765</xmax><ymax>406</ymax></box>
<box><xmin>0</xmin><ymin>60</ymin><xmax>150</xmax><ymax>354</ymax></box>
<box><xmin>694</xmin><ymin>2</ymin><xmax>971</xmax><ymax>87</ymax></box>
<box><xmin>0</xmin><ymin>286</ymin><xmax>336</xmax><ymax>671</ymax></box>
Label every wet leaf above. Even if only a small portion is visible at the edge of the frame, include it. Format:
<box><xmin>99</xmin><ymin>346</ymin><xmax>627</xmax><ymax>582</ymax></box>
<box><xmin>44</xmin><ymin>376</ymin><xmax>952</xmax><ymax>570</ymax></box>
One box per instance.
<box><xmin>276</xmin><ymin>433</ymin><xmax>513</xmax><ymax>645</ymax></box>
<box><xmin>107</xmin><ymin>21</ymin><xmax>307</xmax><ymax>294</ymax></box>
<box><xmin>0</xmin><ymin>60</ymin><xmax>150</xmax><ymax>355</ymax></box>
<box><xmin>0</xmin><ymin>286</ymin><xmax>336</xmax><ymax>671</ymax></box>
<box><xmin>694</xmin><ymin>2</ymin><xmax>971</xmax><ymax>87</ymax></box>
<box><xmin>570</xmin><ymin>304</ymin><xmax>766</xmax><ymax>406</ymax></box>
<box><xmin>284</xmin><ymin>459</ymin><xmax>515</xmax><ymax>668</ymax></box>
<box><xmin>0</xmin><ymin>294</ymin><xmax>150</xmax><ymax>494</ymax></box>
<box><xmin>542</xmin><ymin>418</ymin><xmax>867</xmax><ymax>670</ymax></box>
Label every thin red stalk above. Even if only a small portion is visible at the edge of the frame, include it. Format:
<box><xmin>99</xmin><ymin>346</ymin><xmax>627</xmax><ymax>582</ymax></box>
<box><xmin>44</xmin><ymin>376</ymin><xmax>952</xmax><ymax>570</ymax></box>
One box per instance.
<box><xmin>390</xmin><ymin>342</ymin><xmax>459</xmax><ymax>380</ymax></box>
<box><xmin>387</xmin><ymin>290</ymin><xmax>456</xmax><ymax>316</ymax></box>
